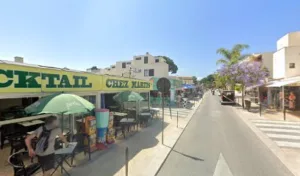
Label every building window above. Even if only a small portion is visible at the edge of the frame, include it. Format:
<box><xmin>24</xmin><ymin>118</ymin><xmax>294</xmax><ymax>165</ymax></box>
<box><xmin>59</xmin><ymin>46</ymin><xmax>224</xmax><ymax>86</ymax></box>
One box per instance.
<box><xmin>112</xmin><ymin>66</ymin><xmax>115</xmax><ymax>68</ymax></box>
<box><xmin>149</xmin><ymin>69</ymin><xmax>154</xmax><ymax>76</ymax></box>
<box><xmin>289</xmin><ymin>63</ymin><xmax>295</xmax><ymax>68</ymax></box>
<box><xmin>144</xmin><ymin>69</ymin><xmax>149</xmax><ymax>76</ymax></box>
<box><xmin>127</xmin><ymin>62</ymin><xmax>131</xmax><ymax>65</ymax></box>
<box><xmin>136</xmin><ymin>57</ymin><xmax>141</xmax><ymax>60</ymax></box>
<box><xmin>155</xmin><ymin>59</ymin><xmax>159</xmax><ymax>63</ymax></box>
<box><xmin>144</xmin><ymin>57</ymin><xmax>148</xmax><ymax>64</ymax></box>
<box><xmin>144</xmin><ymin>69</ymin><xmax>154</xmax><ymax>76</ymax></box>
<box><xmin>122</xmin><ymin>62</ymin><xmax>126</xmax><ymax>68</ymax></box>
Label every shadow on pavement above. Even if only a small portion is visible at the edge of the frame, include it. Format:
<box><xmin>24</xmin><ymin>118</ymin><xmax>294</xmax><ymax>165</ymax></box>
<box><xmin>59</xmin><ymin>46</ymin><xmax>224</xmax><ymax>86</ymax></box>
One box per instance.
<box><xmin>163</xmin><ymin>144</ymin><xmax>204</xmax><ymax>161</ymax></box>
<box><xmin>69</xmin><ymin>118</ymin><xmax>169</xmax><ymax>176</ymax></box>
<box><xmin>172</xmin><ymin>150</ymin><xmax>204</xmax><ymax>161</ymax></box>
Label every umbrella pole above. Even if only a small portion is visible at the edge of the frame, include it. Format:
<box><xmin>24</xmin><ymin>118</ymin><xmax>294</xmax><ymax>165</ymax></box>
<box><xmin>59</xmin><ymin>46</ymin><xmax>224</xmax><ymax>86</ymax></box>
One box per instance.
<box><xmin>69</xmin><ymin>114</ymin><xmax>73</xmax><ymax>141</ymax></box>
<box><xmin>61</xmin><ymin>113</ymin><xmax>64</xmax><ymax>134</ymax></box>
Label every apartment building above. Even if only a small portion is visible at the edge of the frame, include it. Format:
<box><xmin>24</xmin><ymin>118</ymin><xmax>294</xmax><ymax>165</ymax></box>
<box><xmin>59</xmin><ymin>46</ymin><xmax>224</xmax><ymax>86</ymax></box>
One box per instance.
<box><xmin>273</xmin><ymin>32</ymin><xmax>300</xmax><ymax>79</ymax></box>
<box><xmin>177</xmin><ymin>76</ymin><xmax>194</xmax><ymax>85</ymax></box>
<box><xmin>87</xmin><ymin>52</ymin><xmax>169</xmax><ymax>80</ymax></box>
<box><xmin>246</xmin><ymin>52</ymin><xmax>274</xmax><ymax>79</ymax></box>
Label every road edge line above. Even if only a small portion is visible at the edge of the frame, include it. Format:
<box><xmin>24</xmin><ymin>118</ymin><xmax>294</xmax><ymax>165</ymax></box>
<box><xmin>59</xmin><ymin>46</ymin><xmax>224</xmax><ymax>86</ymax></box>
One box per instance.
<box><xmin>154</xmin><ymin>93</ymin><xmax>206</xmax><ymax>176</ymax></box>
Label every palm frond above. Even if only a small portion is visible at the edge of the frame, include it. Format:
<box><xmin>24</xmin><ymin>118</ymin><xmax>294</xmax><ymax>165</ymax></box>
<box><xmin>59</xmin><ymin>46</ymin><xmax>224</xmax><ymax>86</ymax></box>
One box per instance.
<box><xmin>216</xmin><ymin>48</ymin><xmax>232</xmax><ymax>60</ymax></box>
<box><xmin>232</xmin><ymin>44</ymin><xmax>249</xmax><ymax>53</ymax></box>
<box><xmin>216</xmin><ymin>59</ymin><xmax>229</xmax><ymax>65</ymax></box>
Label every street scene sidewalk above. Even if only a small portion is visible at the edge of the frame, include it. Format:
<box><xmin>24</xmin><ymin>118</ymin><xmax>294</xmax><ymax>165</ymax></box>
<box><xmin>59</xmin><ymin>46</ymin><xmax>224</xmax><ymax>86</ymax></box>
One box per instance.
<box><xmin>231</xmin><ymin>102</ymin><xmax>300</xmax><ymax>176</ymax></box>
<box><xmin>63</xmin><ymin>97</ymin><xmax>203</xmax><ymax>176</ymax></box>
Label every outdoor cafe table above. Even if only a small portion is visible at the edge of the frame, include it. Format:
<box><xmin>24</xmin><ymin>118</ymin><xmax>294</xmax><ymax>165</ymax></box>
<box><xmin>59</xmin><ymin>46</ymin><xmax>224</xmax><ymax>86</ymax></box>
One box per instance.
<box><xmin>112</xmin><ymin>112</ymin><xmax>128</xmax><ymax>127</ymax></box>
<box><xmin>18</xmin><ymin>120</ymin><xmax>45</xmax><ymax>134</ymax></box>
<box><xmin>150</xmin><ymin>108</ymin><xmax>160</xmax><ymax>118</ymax></box>
<box><xmin>119</xmin><ymin>118</ymin><xmax>137</xmax><ymax>138</ymax></box>
<box><xmin>18</xmin><ymin>120</ymin><xmax>44</xmax><ymax>127</ymax></box>
<box><xmin>139</xmin><ymin>112</ymin><xmax>152</xmax><ymax>126</ymax></box>
<box><xmin>52</xmin><ymin>142</ymin><xmax>77</xmax><ymax>176</ymax></box>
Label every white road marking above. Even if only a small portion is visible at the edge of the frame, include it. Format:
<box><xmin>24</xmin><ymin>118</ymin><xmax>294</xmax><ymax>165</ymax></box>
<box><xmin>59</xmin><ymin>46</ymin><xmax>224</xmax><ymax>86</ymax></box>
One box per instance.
<box><xmin>255</xmin><ymin>124</ymin><xmax>300</xmax><ymax>130</ymax></box>
<box><xmin>252</xmin><ymin>119</ymin><xmax>300</xmax><ymax>125</ymax></box>
<box><xmin>267</xmin><ymin>133</ymin><xmax>300</xmax><ymax>140</ymax></box>
<box><xmin>260</xmin><ymin>128</ymin><xmax>300</xmax><ymax>134</ymax></box>
<box><xmin>275</xmin><ymin>141</ymin><xmax>300</xmax><ymax>148</ymax></box>
<box><xmin>213</xmin><ymin>153</ymin><xmax>233</xmax><ymax>176</ymax></box>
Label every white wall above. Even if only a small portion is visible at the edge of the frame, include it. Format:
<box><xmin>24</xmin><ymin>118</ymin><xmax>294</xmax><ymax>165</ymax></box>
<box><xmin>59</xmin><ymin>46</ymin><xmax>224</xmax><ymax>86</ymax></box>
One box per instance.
<box><xmin>288</xmin><ymin>32</ymin><xmax>300</xmax><ymax>47</ymax></box>
<box><xmin>101</xmin><ymin>53</ymin><xmax>169</xmax><ymax>80</ymax></box>
<box><xmin>273</xmin><ymin>48</ymin><xmax>286</xmax><ymax>79</ymax></box>
<box><xmin>285</xmin><ymin>46</ymin><xmax>300</xmax><ymax>78</ymax></box>
<box><xmin>277</xmin><ymin>34</ymin><xmax>289</xmax><ymax>50</ymax></box>
<box><xmin>261</xmin><ymin>52</ymin><xmax>274</xmax><ymax>78</ymax></box>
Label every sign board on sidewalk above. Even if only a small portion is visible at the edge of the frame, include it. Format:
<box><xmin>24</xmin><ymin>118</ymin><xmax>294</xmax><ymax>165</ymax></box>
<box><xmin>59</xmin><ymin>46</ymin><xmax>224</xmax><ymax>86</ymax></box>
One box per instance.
<box><xmin>157</xmin><ymin>78</ymin><xmax>171</xmax><ymax>93</ymax></box>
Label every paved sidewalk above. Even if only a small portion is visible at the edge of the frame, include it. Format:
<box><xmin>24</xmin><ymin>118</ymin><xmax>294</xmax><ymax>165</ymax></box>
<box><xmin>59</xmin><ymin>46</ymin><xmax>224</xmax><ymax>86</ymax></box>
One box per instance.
<box><xmin>231</xmin><ymin>105</ymin><xmax>300</xmax><ymax>176</ymax></box>
<box><xmin>66</xmin><ymin>97</ymin><xmax>203</xmax><ymax>176</ymax></box>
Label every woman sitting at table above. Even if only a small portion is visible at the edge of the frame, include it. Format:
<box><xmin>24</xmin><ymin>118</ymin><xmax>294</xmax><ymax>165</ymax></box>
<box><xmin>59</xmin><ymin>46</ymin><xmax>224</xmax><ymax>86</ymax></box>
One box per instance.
<box><xmin>25</xmin><ymin>116</ymin><xmax>69</xmax><ymax>176</ymax></box>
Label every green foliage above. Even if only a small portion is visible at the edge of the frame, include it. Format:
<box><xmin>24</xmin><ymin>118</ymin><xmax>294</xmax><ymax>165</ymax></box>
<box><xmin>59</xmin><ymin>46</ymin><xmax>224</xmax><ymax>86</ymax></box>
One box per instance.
<box><xmin>157</xmin><ymin>56</ymin><xmax>178</xmax><ymax>74</ymax></box>
<box><xmin>216</xmin><ymin>44</ymin><xmax>250</xmax><ymax>66</ymax></box>
<box><xmin>214</xmin><ymin>73</ymin><xmax>227</xmax><ymax>89</ymax></box>
<box><xmin>235</xmin><ymin>84</ymin><xmax>242</xmax><ymax>92</ymax></box>
<box><xmin>199</xmin><ymin>74</ymin><xmax>215</xmax><ymax>88</ymax></box>
<box><xmin>192</xmin><ymin>76</ymin><xmax>198</xmax><ymax>85</ymax></box>
<box><xmin>91</xmin><ymin>66</ymin><xmax>98</xmax><ymax>70</ymax></box>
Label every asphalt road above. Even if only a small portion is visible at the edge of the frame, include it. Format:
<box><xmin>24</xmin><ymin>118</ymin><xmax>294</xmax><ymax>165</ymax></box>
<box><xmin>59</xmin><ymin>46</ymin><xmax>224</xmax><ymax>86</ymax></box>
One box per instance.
<box><xmin>156</xmin><ymin>93</ymin><xmax>294</xmax><ymax>176</ymax></box>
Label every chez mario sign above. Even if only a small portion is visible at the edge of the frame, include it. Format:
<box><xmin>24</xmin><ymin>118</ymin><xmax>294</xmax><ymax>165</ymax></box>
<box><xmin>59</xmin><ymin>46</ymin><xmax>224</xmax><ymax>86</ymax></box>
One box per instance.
<box><xmin>105</xmin><ymin>79</ymin><xmax>151</xmax><ymax>89</ymax></box>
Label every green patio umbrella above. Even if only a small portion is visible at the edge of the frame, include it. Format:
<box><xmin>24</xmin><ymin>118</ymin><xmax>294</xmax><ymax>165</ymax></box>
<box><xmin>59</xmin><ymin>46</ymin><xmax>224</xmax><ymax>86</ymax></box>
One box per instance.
<box><xmin>25</xmin><ymin>93</ymin><xmax>95</xmax><ymax>115</ymax></box>
<box><xmin>113</xmin><ymin>91</ymin><xmax>144</xmax><ymax>103</ymax></box>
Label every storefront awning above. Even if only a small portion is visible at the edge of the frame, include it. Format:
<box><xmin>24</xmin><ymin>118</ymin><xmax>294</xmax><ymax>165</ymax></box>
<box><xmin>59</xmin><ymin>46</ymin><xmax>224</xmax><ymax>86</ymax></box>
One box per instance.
<box><xmin>182</xmin><ymin>84</ymin><xmax>195</xmax><ymax>89</ymax></box>
<box><xmin>267</xmin><ymin>77</ymin><xmax>300</xmax><ymax>87</ymax></box>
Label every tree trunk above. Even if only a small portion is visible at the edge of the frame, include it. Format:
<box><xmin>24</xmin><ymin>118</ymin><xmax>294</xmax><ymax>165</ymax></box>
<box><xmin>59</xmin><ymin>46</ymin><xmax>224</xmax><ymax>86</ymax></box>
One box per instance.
<box><xmin>242</xmin><ymin>85</ymin><xmax>245</xmax><ymax>108</ymax></box>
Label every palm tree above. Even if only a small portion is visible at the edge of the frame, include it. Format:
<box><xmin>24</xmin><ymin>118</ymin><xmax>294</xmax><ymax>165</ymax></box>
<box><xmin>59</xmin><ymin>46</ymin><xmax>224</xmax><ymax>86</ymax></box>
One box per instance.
<box><xmin>216</xmin><ymin>44</ymin><xmax>250</xmax><ymax>66</ymax></box>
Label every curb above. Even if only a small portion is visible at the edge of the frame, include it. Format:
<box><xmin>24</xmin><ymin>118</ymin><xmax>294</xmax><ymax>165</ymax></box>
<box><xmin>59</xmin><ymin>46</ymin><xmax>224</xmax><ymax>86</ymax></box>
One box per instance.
<box><xmin>231</xmin><ymin>106</ymin><xmax>297</xmax><ymax>176</ymax></box>
<box><xmin>154</xmin><ymin>93</ymin><xmax>206</xmax><ymax>176</ymax></box>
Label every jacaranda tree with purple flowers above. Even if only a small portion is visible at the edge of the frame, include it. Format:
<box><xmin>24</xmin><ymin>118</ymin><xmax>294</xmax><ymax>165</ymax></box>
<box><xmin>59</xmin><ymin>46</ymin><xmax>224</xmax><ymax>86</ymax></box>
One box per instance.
<box><xmin>218</xmin><ymin>61</ymin><xmax>269</xmax><ymax>107</ymax></box>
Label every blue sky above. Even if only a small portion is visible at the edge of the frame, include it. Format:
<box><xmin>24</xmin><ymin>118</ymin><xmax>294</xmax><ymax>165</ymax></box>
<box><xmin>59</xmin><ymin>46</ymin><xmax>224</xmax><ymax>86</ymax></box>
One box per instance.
<box><xmin>0</xmin><ymin>0</ymin><xmax>300</xmax><ymax>79</ymax></box>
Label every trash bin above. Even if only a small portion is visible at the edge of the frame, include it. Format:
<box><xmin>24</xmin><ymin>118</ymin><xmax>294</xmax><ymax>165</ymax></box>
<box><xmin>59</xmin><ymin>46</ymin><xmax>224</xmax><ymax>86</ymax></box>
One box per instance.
<box><xmin>245</xmin><ymin>100</ymin><xmax>251</xmax><ymax>111</ymax></box>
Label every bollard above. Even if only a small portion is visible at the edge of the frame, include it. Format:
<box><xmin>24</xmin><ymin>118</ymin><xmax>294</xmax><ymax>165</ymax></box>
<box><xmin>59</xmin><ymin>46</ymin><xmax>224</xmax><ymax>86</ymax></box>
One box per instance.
<box><xmin>169</xmin><ymin>105</ymin><xmax>172</xmax><ymax>119</ymax></box>
<box><xmin>125</xmin><ymin>147</ymin><xmax>129</xmax><ymax>176</ymax></box>
<box><xmin>283</xmin><ymin>106</ymin><xmax>286</xmax><ymax>121</ymax></box>
<box><xmin>177</xmin><ymin>111</ymin><xmax>178</xmax><ymax>128</ymax></box>
<box><xmin>259</xmin><ymin>103</ymin><xmax>262</xmax><ymax>117</ymax></box>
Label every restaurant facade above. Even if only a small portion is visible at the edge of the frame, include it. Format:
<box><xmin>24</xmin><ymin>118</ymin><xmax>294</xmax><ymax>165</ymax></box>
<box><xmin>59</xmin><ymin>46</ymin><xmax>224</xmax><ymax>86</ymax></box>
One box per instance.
<box><xmin>0</xmin><ymin>60</ymin><xmax>152</xmax><ymax>117</ymax></box>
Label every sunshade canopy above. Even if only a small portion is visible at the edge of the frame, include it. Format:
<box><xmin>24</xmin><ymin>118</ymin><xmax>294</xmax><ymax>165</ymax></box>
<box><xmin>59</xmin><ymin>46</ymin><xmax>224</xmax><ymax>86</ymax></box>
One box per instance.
<box><xmin>267</xmin><ymin>77</ymin><xmax>300</xmax><ymax>87</ymax></box>
<box><xmin>25</xmin><ymin>93</ymin><xmax>95</xmax><ymax>115</ymax></box>
<box><xmin>113</xmin><ymin>91</ymin><xmax>144</xmax><ymax>103</ymax></box>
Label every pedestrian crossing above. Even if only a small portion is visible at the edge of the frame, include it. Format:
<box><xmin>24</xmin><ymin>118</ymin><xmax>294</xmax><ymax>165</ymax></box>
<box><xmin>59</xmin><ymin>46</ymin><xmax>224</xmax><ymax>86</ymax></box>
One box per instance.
<box><xmin>251</xmin><ymin>119</ymin><xmax>300</xmax><ymax>149</ymax></box>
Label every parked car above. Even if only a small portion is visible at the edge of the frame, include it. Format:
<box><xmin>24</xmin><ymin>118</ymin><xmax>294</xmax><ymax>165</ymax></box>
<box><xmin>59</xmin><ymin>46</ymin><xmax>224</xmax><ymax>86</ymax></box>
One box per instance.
<box><xmin>220</xmin><ymin>90</ymin><xmax>235</xmax><ymax>105</ymax></box>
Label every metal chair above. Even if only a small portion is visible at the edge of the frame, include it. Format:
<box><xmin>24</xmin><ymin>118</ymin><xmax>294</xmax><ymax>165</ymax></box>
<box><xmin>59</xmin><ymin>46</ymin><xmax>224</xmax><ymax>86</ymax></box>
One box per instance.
<box><xmin>8</xmin><ymin>151</ymin><xmax>41</xmax><ymax>176</ymax></box>
<box><xmin>6</xmin><ymin>133</ymin><xmax>27</xmax><ymax>155</ymax></box>
<box><xmin>71</xmin><ymin>133</ymin><xmax>91</xmax><ymax>165</ymax></box>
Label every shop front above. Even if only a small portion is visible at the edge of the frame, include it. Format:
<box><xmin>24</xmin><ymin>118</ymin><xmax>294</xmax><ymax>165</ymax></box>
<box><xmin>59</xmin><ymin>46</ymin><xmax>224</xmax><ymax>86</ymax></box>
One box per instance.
<box><xmin>0</xmin><ymin>62</ymin><xmax>153</xmax><ymax>150</ymax></box>
<box><xmin>149</xmin><ymin>77</ymin><xmax>182</xmax><ymax>107</ymax></box>
<box><xmin>100</xmin><ymin>76</ymin><xmax>152</xmax><ymax>111</ymax></box>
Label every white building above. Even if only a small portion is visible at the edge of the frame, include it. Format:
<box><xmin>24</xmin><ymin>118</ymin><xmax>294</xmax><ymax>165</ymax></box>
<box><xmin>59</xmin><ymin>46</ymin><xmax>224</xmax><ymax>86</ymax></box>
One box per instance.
<box><xmin>273</xmin><ymin>32</ymin><xmax>300</xmax><ymax>79</ymax></box>
<box><xmin>245</xmin><ymin>52</ymin><xmax>274</xmax><ymax>79</ymax></box>
<box><xmin>87</xmin><ymin>52</ymin><xmax>169</xmax><ymax>80</ymax></box>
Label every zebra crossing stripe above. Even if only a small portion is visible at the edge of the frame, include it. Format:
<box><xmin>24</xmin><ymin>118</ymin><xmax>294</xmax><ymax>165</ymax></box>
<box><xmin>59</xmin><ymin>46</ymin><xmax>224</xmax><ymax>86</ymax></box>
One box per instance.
<box><xmin>255</xmin><ymin>123</ymin><xmax>300</xmax><ymax>130</ymax></box>
<box><xmin>252</xmin><ymin>119</ymin><xmax>300</xmax><ymax>125</ymax></box>
<box><xmin>259</xmin><ymin>128</ymin><xmax>300</xmax><ymax>134</ymax></box>
<box><xmin>275</xmin><ymin>141</ymin><xmax>300</xmax><ymax>148</ymax></box>
<box><xmin>266</xmin><ymin>133</ymin><xmax>300</xmax><ymax>140</ymax></box>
